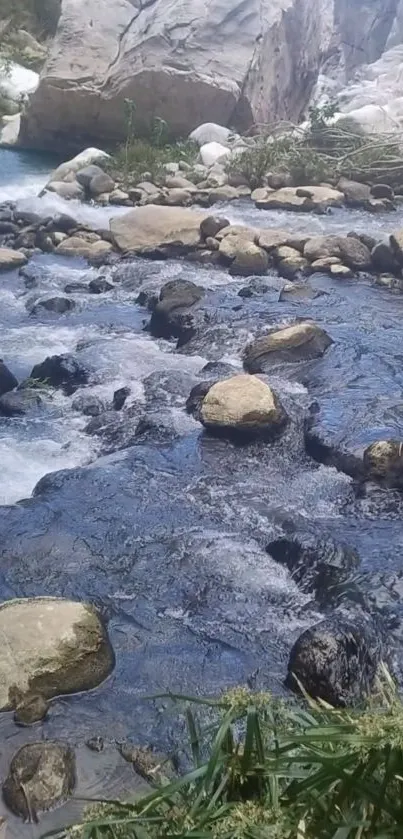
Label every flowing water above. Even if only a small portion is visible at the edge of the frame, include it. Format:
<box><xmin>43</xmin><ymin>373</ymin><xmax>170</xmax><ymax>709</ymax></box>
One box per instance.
<box><xmin>1</xmin><ymin>149</ymin><xmax>403</xmax><ymax>836</ymax></box>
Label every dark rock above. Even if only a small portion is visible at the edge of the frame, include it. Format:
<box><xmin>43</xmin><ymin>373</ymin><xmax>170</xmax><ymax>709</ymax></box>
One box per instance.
<box><xmin>337</xmin><ymin>237</ymin><xmax>371</xmax><ymax>271</ymax></box>
<box><xmin>267</xmin><ymin>536</ymin><xmax>360</xmax><ymax>604</ymax></box>
<box><xmin>85</xmin><ymin>407</ymin><xmax>142</xmax><ymax>454</ymax></box>
<box><xmin>371</xmin><ymin>184</ymin><xmax>394</xmax><ymax>200</ymax></box>
<box><xmin>135</xmin><ymin>410</ymin><xmax>180</xmax><ymax>444</ymax></box>
<box><xmin>76</xmin><ymin>164</ymin><xmax>105</xmax><ymax>188</ymax></box>
<box><xmin>30</xmin><ymin>296</ymin><xmax>76</xmax><ymax>315</ymax></box>
<box><xmin>113</xmin><ymin>386</ymin><xmax>131</xmax><ymax>411</ymax></box>
<box><xmin>86</xmin><ymin>736</ymin><xmax>104</xmax><ymax>753</ymax></box>
<box><xmin>0</xmin><ymin>361</ymin><xmax>18</xmax><ymax>397</ymax></box>
<box><xmin>30</xmin><ymin>354</ymin><xmax>88</xmax><ymax>395</ymax></box>
<box><xmin>89</xmin><ymin>277</ymin><xmax>114</xmax><ymax>294</ymax></box>
<box><xmin>286</xmin><ymin>617</ymin><xmax>382</xmax><ymax>706</ymax></box>
<box><xmin>89</xmin><ymin>171</ymin><xmax>115</xmax><ymax>197</ymax></box>
<box><xmin>304</xmin><ymin>402</ymin><xmax>364</xmax><ymax>480</ymax></box>
<box><xmin>64</xmin><ymin>282</ymin><xmax>89</xmax><ymax>294</ymax></box>
<box><xmin>47</xmin><ymin>213</ymin><xmax>78</xmax><ymax>233</ymax></box>
<box><xmin>371</xmin><ymin>241</ymin><xmax>400</xmax><ymax>275</ymax></box>
<box><xmin>13</xmin><ymin>694</ymin><xmax>49</xmax><ymax>726</ymax></box>
<box><xmin>0</xmin><ymin>221</ymin><xmax>18</xmax><ymax>235</ymax></box>
<box><xmin>200</xmin><ymin>216</ymin><xmax>230</xmax><ymax>240</ymax></box>
<box><xmin>0</xmin><ymin>389</ymin><xmax>42</xmax><ymax>416</ymax></box>
<box><xmin>238</xmin><ymin>278</ymin><xmax>272</xmax><ymax>298</ymax></box>
<box><xmin>3</xmin><ymin>742</ymin><xmax>75</xmax><ymax>819</ymax></box>
<box><xmin>347</xmin><ymin>231</ymin><xmax>377</xmax><ymax>252</ymax></box>
<box><xmin>15</xmin><ymin>229</ymin><xmax>36</xmax><ymax>250</ymax></box>
<box><xmin>186</xmin><ymin>381</ymin><xmax>212</xmax><ymax>420</ymax></box>
<box><xmin>72</xmin><ymin>393</ymin><xmax>104</xmax><ymax>417</ymax></box>
<box><xmin>136</xmin><ymin>287</ymin><xmax>160</xmax><ymax>309</ymax></box>
<box><xmin>279</xmin><ymin>283</ymin><xmax>324</xmax><ymax>301</ymax></box>
<box><xmin>337</xmin><ymin>177</ymin><xmax>371</xmax><ymax>207</ymax></box>
<box><xmin>149</xmin><ymin>279</ymin><xmax>205</xmax><ymax>345</ymax></box>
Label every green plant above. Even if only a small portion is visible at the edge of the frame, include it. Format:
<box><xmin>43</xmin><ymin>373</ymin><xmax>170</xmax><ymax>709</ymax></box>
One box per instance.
<box><xmin>42</xmin><ymin>670</ymin><xmax>403</xmax><ymax>839</ymax></box>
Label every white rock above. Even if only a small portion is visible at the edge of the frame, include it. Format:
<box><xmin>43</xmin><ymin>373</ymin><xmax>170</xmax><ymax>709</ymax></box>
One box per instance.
<box><xmin>0</xmin><ymin>113</ymin><xmax>21</xmax><ymax>147</ymax></box>
<box><xmin>0</xmin><ymin>62</ymin><xmax>39</xmax><ymax>103</ymax></box>
<box><xmin>189</xmin><ymin>122</ymin><xmax>237</xmax><ymax>147</ymax></box>
<box><xmin>200</xmin><ymin>142</ymin><xmax>231</xmax><ymax>168</ymax></box>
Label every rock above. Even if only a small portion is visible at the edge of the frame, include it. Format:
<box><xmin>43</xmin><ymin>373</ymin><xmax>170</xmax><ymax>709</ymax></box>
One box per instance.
<box><xmin>286</xmin><ymin>618</ymin><xmax>382</xmax><ymax>706</ymax></box>
<box><xmin>86</xmin><ymin>736</ymin><xmax>104</xmax><ymax>752</ymax></box>
<box><xmin>0</xmin><ymin>389</ymin><xmax>42</xmax><ymax>416</ymax></box>
<box><xmin>30</xmin><ymin>296</ymin><xmax>75</xmax><ymax>315</ymax></box>
<box><xmin>109</xmin><ymin>188</ymin><xmax>130</xmax><ymax>205</ymax></box>
<box><xmin>55</xmin><ymin>237</ymin><xmax>113</xmax><ymax>260</ymax></box>
<box><xmin>76</xmin><ymin>164</ymin><xmax>106</xmax><ymax>188</ymax></box>
<box><xmin>0</xmin><ymin>361</ymin><xmax>18</xmax><ymax>397</ymax></box>
<box><xmin>208</xmin><ymin>185</ymin><xmax>240</xmax><ymax>203</ymax></box>
<box><xmin>244</xmin><ymin>322</ymin><xmax>333</xmax><ymax>371</ymax></box>
<box><xmin>363</xmin><ymin>440</ymin><xmax>403</xmax><ymax>489</ymax></box>
<box><xmin>0</xmin><ymin>248</ymin><xmax>27</xmax><ymax>271</ymax></box>
<box><xmin>3</xmin><ymin>742</ymin><xmax>75</xmax><ymax>819</ymax></box>
<box><xmin>330</xmin><ymin>263</ymin><xmax>354</xmax><ymax>279</ymax></box>
<box><xmin>200</xmin><ymin>374</ymin><xmax>288</xmax><ymax>441</ymax></box>
<box><xmin>190</xmin><ymin>123</ymin><xmax>235</xmax><ymax>147</ymax></box>
<box><xmin>200</xmin><ymin>142</ymin><xmax>230</xmax><ymax>167</ymax></box>
<box><xmin>256</xmin><ymin>186</ymin><xmax>344</xmax><ymax>212</ymax></box>
<box><xmin>110</xmin><ymin>205</ymin><xmax>207</xmax><ymax>253</ymax></box>
<box><xmin>304</xmin><ymin>235</ymin><xmax>371</xmax><ymax>270</ymax></box>
<box><xmin>279</xmin><ymin>283</ymin><xmax>323</xmax><ymax>301</ymax></box>
<box><xmin>85</xmin><ymin>408</ymin><xmax>141</xmax><ymax>454</ymax></box>
<box><xmin>0</xmin><ymin>598</ymin><xmax>113</xmax><ymax>711</ymax></box>
<box><xmin>371</xmin><ymin>241</ymin><xmax>400</xmax><ymax>274</ymax></box>
<box><xmin>371</xmin><ymin>183</ymin><xmax>394</xmax><ymax>200</ymax></box>
<box><xmin>238</xmin><ymin>278</ymin><xmax>275</xmax><ymax>298</ymax></box>
<box><xmin>310</xmin><ymin>256</ymin><xmax>341</xmax><ymax>272</ymax></box>
<box><xmin>72</xmin><ymin>393</ymin><xmax>104</xmax><ymax>417</ymax></box>
<box><xmin>163</xmin><ymin>188</ymin><xmax>192</xmax><ymax>206</ymax></box>
<box><xmin>337</xmin><ymin>177</ymin><xmax>371</xmax><ymax>207</ymax></box>
<box><xmin>200</xmin><ymin>216</ymin><xmax>230</xmax><ymax>240</ymax></box>
<box><xmin>267</xmin><ymin>536</ymin><xmax>360</xmax><ymax>603</ymax></box>
<box><xmin>19</xmin><ymin>2</ymin><xmax>340</xmax><ymax>150</ymax></box>
<box><xmin>149</xmin><ymin>279</ymin><xmax>205</xmax><ymax>344</ymax></box>
<box><xmin>368</xmin><ymin>197</ymin><xmax>395</xmax><ymax>213</ymax></box>
<box><xmin>218</xmin><ymin>234</ymin><xmax>260</xmax><ymax>265</ymax></box>
<box><xmin>389</xmin><ymin>230</ymin><xmax>403</xmax><ymax>265</ymax></box>
<box><xmin>14</xmin><ymin>693</ymin><xmax>49</xmax><ymax>726</ymax></box>
<box><xmin>229</xmin><ymin>242</ymin><xmax>269</xmax><ymax>277</ymax></box>
<box><xmin>46</xmin><ymin>180</ymin><xmax>85</xmax><ymax>200</ymax></box>
<box><xmin>165</xmin><ymin>175</ymin><xmax>195</xmax><ymax>190</ymax></box>
<box><xmin>258</xmin><ymin>229</ymin><xmax>289</xmax><ymax>251</ymax></box>
<box><xmin>89</xmin><ymin>171</ymin><xmax>116</xmax><ymax>197</ymax></box>
<box><xmin>113</xmin><ymin>386</ymin><xmax>131</xmax><ymax>411</ymax></box>
<box><xmin>46</xmin><ymin>149</ymin><xmax>110</xmax><ymax>184</ymax></box>
<box><xmin>217</xmin><ymin>224</ymin><xmax>259</xmax><ymax>242</ymax></box>
<box><xmin>277</xmin><ymin>255</ymin><xmax>310</xmax><ymax>280</ymax></box>
<box><xmin>30</xmin><ymin>354</ymin><xmax>88</xmax><ymax>394</ymax></box>
<box><xmin>89</xmin><ymin>277</ymin><xmax>114</xmax><ymax>294</ymax></box>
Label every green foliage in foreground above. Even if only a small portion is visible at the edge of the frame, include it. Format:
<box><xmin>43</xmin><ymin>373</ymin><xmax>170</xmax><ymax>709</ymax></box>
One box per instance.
<box><xmin>43</xmin><ymin>670</ymin><xmax>403</xmax><ymax>839</ymax></box>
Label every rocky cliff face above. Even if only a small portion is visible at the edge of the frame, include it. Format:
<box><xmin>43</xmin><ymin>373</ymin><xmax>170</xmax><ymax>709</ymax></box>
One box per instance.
<box><xmin>17</xmin><ymin>0</ymin><xmax>403</xmax><ymax>151</ymax></box>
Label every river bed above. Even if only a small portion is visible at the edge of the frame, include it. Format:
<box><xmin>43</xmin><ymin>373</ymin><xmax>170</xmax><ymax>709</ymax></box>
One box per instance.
<box><xmin>0</xmin><ymin>149</ymin><xmax>403</xmax><ymax>837</ymax></box>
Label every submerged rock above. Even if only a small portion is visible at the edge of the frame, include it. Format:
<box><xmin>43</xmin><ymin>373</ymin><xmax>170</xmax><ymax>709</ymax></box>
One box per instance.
<box><xmin>0</xmin><ymin>389</ymin><xmax>42</xmax><ymax>416</ymax></box>
<box><xmin>72</xmin><ymin>393</ymin><xmax>104</xmax><ymax>417</ymax></box>
<box><xmin>30</xmin><ymin>295</ymin><xmax>76</xmax><ymax>315</ymax></box>
<box><xmin>244</xmin><ymin>322</ymin><xmax>333</xmax><ymax>371</ymax></box>
<box><xmin>0</xmin><ymin>598</ymin><xmax>113</xmax><ymax>711</ymax></box>
<box><xmin>267</xmin><ymin>536</ymin><xmax>360</xmax><ymax>604</ymax></box>
<box><xmin>286</xmin><ymin>617</ymin><xmax>382</xmax><ymax>706</ymax></box>
<box><xmin>3</xmin><ymin>742</ymin><xmax>75</xmax><ymax>819</ymax></box>
<box><xmin>200</xmin><ymin>374</ymin><xmax>288</xmax><ymax>441</ymax></box>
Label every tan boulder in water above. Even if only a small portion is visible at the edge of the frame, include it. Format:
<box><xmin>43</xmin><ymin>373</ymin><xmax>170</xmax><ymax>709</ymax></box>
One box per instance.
<box><xmin>110</xmin><ymin>205</ymin><xmax>207</xmax><ymax>252</ymax></box>
<box><xmin>0</xmin><ymin>248</ymin><xmax>27</xmax><ymax>271</ymax></box>
<box><xmin>244</xmin><ymin>321</ymin><xmax>333</xmax><ymax>371</ymax></box>
<box><xmin>0</xmin><ymin>597</ymin><xmax>113</xmax><ymax>711</ymax></box>
<box><xmin>363</xmin><ymin>440</ymin><xmax>403</xmax><ymax>488</ymax></box>
<box><xmin>200</xmin><ymin>374</ymin><xmax>288</xmax><ymax>440</ymax></box>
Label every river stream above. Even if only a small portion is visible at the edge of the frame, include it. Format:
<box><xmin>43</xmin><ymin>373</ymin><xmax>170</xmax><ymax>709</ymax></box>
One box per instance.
<box><xmin>0</xmin><ymin>149</ymin><xmax>403</xmax><ymax>837</ymax></box>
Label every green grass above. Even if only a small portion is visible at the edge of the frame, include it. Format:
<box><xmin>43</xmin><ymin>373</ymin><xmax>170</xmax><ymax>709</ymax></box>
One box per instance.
<box><xmin>41</xmin><ymin>670</ymin><xmax>403</xmax><ymax>839</ymax></box>
<box><xmin>106</xmin><ymin>139</ymin><xmax>198</xmax><ymax>189</ymax></box>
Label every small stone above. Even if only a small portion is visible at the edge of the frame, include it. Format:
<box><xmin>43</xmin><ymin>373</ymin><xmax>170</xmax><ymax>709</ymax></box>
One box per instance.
<box><xmin>86</xmin><ymin>736</ymin><xmax>104</xmax><ymax>753</ymax></box>
<box><xmin>330</xmin><ymin>263</ymin><xmax>354</xmax><ymax>279</ymax></box>
<box><xmin>200</xmin><ymin>216</ymin><xmax>230</xmax><ymax>240</ymax></box>
<box><xmin>30</xmin><ymin>296</ymin><xmax>75</xmax><ymax>315</ymax></box>
<box><xmin>13</xmin><ymin>694</ymin><xmax>49</xmax><ymax>726</ymax></box>
<box><xmin>371</xmin><ymin>183</ymin><xmax>394</xmax><ymax>200</ymax></box>
<box><xmin>229</xmin><ymin>242</ymin><xmax>269</xmax><ymax>277</ymax></box>
<box><xmin>3</xmin><ymin>742</ymin><xmax>75</xmax><ymax>819</ymax></box>
<box><xmin>89</xmin><ymin>277</ymin><xmax>114</xmax><ymax>294</ymax></box>
<box><xmin>244</xmin><ymin>321</ymin><xmax>332</xmax><ymax>371</ymax></box>
<box><xmin>363</xmin><ymin>439</ymin><xmax>403</xmax><ymax>488</ymax></box>
<box><xmin>200</xmin><ymin>374</ymin><xmax>288</xmax><ymax>441</ymax></box>
<box><xmin>89</xmin><ymin>172</ymin><xmax>115</xmax><ymax>197</ymax></box>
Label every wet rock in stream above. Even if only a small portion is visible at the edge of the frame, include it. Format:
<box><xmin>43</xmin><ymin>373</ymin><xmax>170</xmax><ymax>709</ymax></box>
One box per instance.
<box><xmin>3</xmin><ymin>742</ymin><xmax>76</xmax><ymax>819</ymax></box>
<box><xmin>29</xmin><ymin>354</ymin><xmax>88</xmax><ymax>394</ymax></box>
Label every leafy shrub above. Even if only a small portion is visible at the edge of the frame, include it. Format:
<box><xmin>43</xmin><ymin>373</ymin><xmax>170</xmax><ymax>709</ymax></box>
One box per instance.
<box><xmin>44</xmin><ymin>671</ymin><xmax>403</xmax><ymax>839</ymax></box>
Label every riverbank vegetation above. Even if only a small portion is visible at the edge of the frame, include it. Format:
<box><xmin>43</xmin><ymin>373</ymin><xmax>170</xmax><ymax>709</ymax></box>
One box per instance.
<box><xmin>47</xmin><ymin>670</ymin><xmax>403</xmax><ymax>839</ymax></box>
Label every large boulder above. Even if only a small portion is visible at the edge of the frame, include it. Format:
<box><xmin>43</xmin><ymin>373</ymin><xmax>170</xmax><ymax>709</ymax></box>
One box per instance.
<box><xmin>0</xmin><ymin>598</ymin><xmax>113</xmax><ymax>711</ymax></box>
<box><xmin>110</xmin><ymin>205</ymin><xmax>207</xmax><ymax>253</ymax></box>
<box><xmin>29</xmin><ymin>353</ymin><xmax>88</xmax><ymax>394</ymax></box>
<box><xmin>229</xmin><ymin>242</ymin><xmax>269</xmax><ymax>277</ymax></box>
<box><xmin>199</xmin><ymin>374</ymin><xmax>288</xmax><ymax>441</ymax></box>
<box><xmin>244</xmin><ymin>322</ymin><xmax>333</xmax><ymax>371</ymax></box>
<box><xmin>0</xmin><ymin>248</ymin><xmax>27</xmax><ymax>271</ymax></box>
<box><xmin>0</xmin><ymin>361</ymin><xmax>18</xmax><ymax>397</ymax></box>
<box><xmin>304</xmin><ymin>235</ymin><xmax>371</xmax><ymax>270</ymax></box>
<box><xmin>255</xmin><ymin>186</ymin><xmax>344</xmax><ymax>212</ymax></box>
<box><xmin>286</xmin><ymin>618</ymin><xmax>382</xmax><ymax>706</ymax></box>
<box><xmin>45</xmin><ymin>148</ymin><xmax>110</xmax><ymax>183</ymax></box>
<box><xmin>18</xmin><ymin>0</ymin><xmax>336</xmax><ymax>149</ymax></box>
<box><xmin>3</xmin><ymin>742</ymin><xmax>75</xmax><ymax>819</ymax></box>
